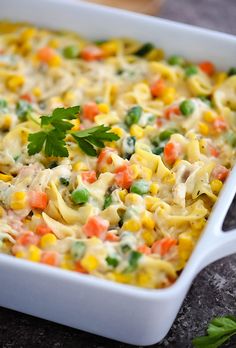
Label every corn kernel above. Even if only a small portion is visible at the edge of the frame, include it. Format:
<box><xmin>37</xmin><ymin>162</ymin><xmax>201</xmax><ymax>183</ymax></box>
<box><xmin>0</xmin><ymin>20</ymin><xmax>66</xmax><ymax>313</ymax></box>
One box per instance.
<box><xmin>141</xmin><ymin>211</ymin><xmax>155</xmax><ymax>229</ymax></box>
<box><xmin>0</xmin><ymin>173</ymin><xmax>13</xmax><ymax>182</ymax></box>
<box><xmin>73</xmin><ymin>161</ymin><xmax>88</xmax><ymax>171</ymax></box>
<box><xmin>61</xmin><ymin>254</ymin><xmax>75</xmax><ymax>270</ymax></box>
<box><xmin>130</xmin><ymin>124</ymin><xmax>144</xmax><ymax>139</ymax></box>
<box><xmin>71</xmin><ymin>118</ymin><xmax>80</xmax><ymax>131</ymax></box>
<box><xmin>81</xmin><ymin>254</ymin><xmax>99</xmax><ymax>272</ymax></box>
<box><xmin>111</xmin><ymin>126</ymin><xmax>124</xmax><ymax>138</ymax></box>
<box><xmin>63</xmin><ymin>91</ymin><xmax>75</xmax><ymax>106</ymax></box>
<box><xmin>10</xmin><ymin>191</ymin><xmax>27</xmax><ymax>210</ymax></box>
<box><xmin>48</xmin><ymin>38</ymin><xmax>59</xmax><ymax>49</ymax></box>
<box><xmin>98</xmin><ymin>103</ymin><xmax>110</xmax><ymax>114</ymax></box>
<box><xmin>15</xmin><ymin>251</ymin><xmax>25</xmax><ymax>259</ymax></box>
<box><xmin>203</xmin><ymin>110</ymin><xmax>216</xmax><ymax>123</ymax></box>
<box><xmin>7</xmin><ymin>75</ymin><xmax>25</xmax><ymax>91</ymax></box>
<box><xmin>149</xmin><ymin>183</ymin><xmax>159</xmax><ymax>195</ymax></box>
<box><xmin>130</xmin><ymin>164</ymin><xmax>140</xmax><ymax>179</ymax></box>
<box><xmin>161</xmin><ymin>87</ymin><xmax>176</xmax><ymax>105</ymax></box>
<box><xmin>122</xmin><ymin>219</ymin><xmax>141</xmax><ymax>233</ymax></box>
<box><xmin>214</xmin><ymin>72</ymin><xmax>227</xmax><ymax>86</ymax></box>
<box><xmin>20</xmin><ymin>28</ymin><xmax>35</xmax><ymax>41</ymax></box>
<box><xmin>145</xmin><ymin>196</ymin><xmax>160</xmax><ymax>212</ymax></box>
<box><xmin>141</xmin><ymin>166</ymin><xmax>152</xmax><ymax>181</ymax></box>
<box><xmin>32</xmin><ymin>87</ymin><xmax>42</xmax><ymax>98</ymax></box>
<box><xmin>142</xmin><ymin>229</ymin><xmax>155</xmax><ymax>246</ymax></box>
<box><xmin>1</xmin><ymin>115</ymin><xmax>12</xmax><ymax>130</ymax></box>
<box><xmin>178</xmin><ymin>233</ymin><xmax>194</xmax><ymax>262</ymax></box>
<box><xmin>137</xmin><ymin>271</ymin><xmax>151</xmax><ymax>287</ymax></box>
<box><xmin>114</xmin><ymin>272</ymin><xmax>133</xmax><ymax>284</ymax></box>
<box><xmin>125</xmin><ymin>193</ymin><xmax>141</xmax><ymax>205</ymax></box>
<box><xmin>48</xmin><ymin>55</ymin><xmax>61</xmax><ymax>67</ymax></box>
<box><xmin>0</xmin><ymin>206</ymin><xmax>5</xmax><ymax>217</ymax></box>
<box><xmin>199</xmin><ymin>122</ymin><xmax>209</xmax><ymax>136</ymax></box>
<box><xmin>210</xmin><ymin>179</ymin><xmax>223</xmax><ymax>195</ymax></box>
<box><xmin>100</xmin><ymin>40</ymin><xmax>119</xmax><ymax>56</ymax></box>
<box><xmin>28</xmin><ymin>245</ymin><xmax>41</xmax><ymax>262</ymax></box>
<box><xmin>40</xmin><ymin>233</ymin><xmax>57</xmax><ymax>249</ymax></box>
<box><xmin>118</xmin><ymin>189</ymin><xmax>128</xmax><ymax>202</ymax></box>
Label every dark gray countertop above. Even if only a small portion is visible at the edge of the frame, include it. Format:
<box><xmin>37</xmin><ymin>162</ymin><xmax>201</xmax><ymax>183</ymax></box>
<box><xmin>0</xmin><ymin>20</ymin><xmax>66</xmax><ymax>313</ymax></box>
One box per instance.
<box><xmin>0</xmin><ymin>1</ymin><xmax>236</xmax><ymax>347</ymax></box>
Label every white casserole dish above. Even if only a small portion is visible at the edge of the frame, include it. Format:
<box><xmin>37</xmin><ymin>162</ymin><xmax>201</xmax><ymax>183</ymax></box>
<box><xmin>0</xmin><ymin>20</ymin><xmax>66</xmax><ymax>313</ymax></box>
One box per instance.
<box><xmin>0</xmin><ymin>0</ymin><xmax>236</xmax><ymax>345</ymax></box>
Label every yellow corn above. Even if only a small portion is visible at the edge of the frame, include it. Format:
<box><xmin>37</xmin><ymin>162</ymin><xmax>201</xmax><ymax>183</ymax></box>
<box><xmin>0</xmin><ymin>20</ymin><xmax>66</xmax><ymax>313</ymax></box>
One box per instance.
<box><xmin>48</xmin><ymin>55</ymin><xmax>61</xmax><ymax>67</ymax></box>
<box><xmin>32</xmin><ymin>87</ymin><xmax>42</xmax><ymax>98</ymax></box>
<box><xmin>1</xmin><ymin>115</ymin><xmax>12</xmax><ymax>130</ymax></box>
<box><xmin>7</xmin><ymin>75</ymin><xmax>25</xmax><ymax>91</ymax></box>
<box><xmin>125</xmin><ymin>193</ymin><xmax>140</xmax><ymax>205</ymax></box>
<box><xmin>20</xmin><ymin>130</ymin><xmax>28</xmax><ymax>145</ymax></box>
<box><xmin>141</xmin><ymin>166</ymin><xmax>152</xmax><ymax>181</ymax></box>
<box><xmin>210</xmin><ymin>179</ymin><xmax>223</xmax><ymax>195</ymax></box>
<box><xmin>0</xmin><ymin>206</ymin><xmax>5</xmax><ymax>217</ymax></box>
<box><xmin>63</xmin><ymin>91</ymin><xmax>75</xmax><ymax>106</ymax></box>
<box><xmin>122</xmin><ymin>218</ymin><xmax>141</xmax><ymax>233</ymax></box>
<box><xmin>15</xmin><ymin>251</ymin><xmax>25</xmax><ymax>259</ymax></box>
<box><xmin>149</xmin><ymin>182</ymin><xmax>159</xmax><ymax>195</ymax></box>
<box><xmin>137</xmin><ymin>271</ymin><xmax>151</xmax><ymax>287</ymax></box>
<box><xmin>130</xmin><ymin>164</ymin><xmax>140</xmax><ymax>179</ymax></box>
<box><xmin>98</xmin><ymin>103</ymin><xmax>110</xmax><ymax>114</ymax></box>
<box><xmin>28</xmin><ymin>245</ymin><xmax>41</xmax><ymax>262</ymax></box>
<box><xmin>0</xmin><ymin>173</ymin><xmax>13</xmax><ymax>182</ymax></box>
<box><xmin>214</xmin><ymin>72</ymin><xmax>227</xmax><ymax>87</ymax></box>
<box><xmin>178</xmin><ymin>232</ymin><xmax>194</xmax><ymax>262</ymax></box>
<box><xmin>100</xmin><ymin>40</ymin><xmax>119</xmax><ymax>56</ymax></box>
<box><xmin>114</xmin><ymin>272</ymin><xmax>133</xmax><ymax>284</ymax></box>
<box><xmin>48</xmin><ymin>38</ymin><xmax>60</xmax><ymax>49</ymax></box>
<box><xmin>199</xmin><ymin>122</ymin><xmax>209</xmax><ymax>136</ymax></box>
<box><xmin>111</xmin><ymin>126</ymin><xmax>124</xmax><ymax>138</ymax></box>
<box><xmin>142</xmin><ymin>229</ymin><xmax>155</xmax><ymax>246</ymax></box>
<box><xmin>40</xmin><ymin>233</ymin><xmax>57</xmax><ymax>249</ymax></box>
<box><xmin>161</xmin><ymin>87</ymin><xmax>176</xmax><ymax>105</ymax></box>
<box><xmin>60</xmin><ymin>254</ymin><xmax>75</xmax><ymax>270</ymax></box>
<box><xmin>130</xmin><ymin>124</ymin><xmax>144</xmax><ymax>139</ymax></box>
<box><xmin>81</xmin><ymin>254</ymin><xmax>99</xmax><ymax>272</ymax></box>
<box><xmin>146</xmin><ymin>48</ymin><xmax>165</xmax><ymax>61</ymax></box>
<box><xmin>10</xmin><ymin>191</ymin><xmax>27</xmax><ymax>210</ymax></box>
<box><xmin>141</xmin><ymin>211</ymin><xmax>155</xmax><ymax>229</ymax></box>
<box><xmin>73</xmin><ymin>161</ymin><xmax>88</xmax><ymax>172</ymax></box>
<box><xmin>20</xmin><ymin>28</ymin><xmax>36</xmax><ymax>41</ymax></box>
<box><xmin>118</xmin><ymin>189</ymin><xmax>128</xmax><ymax>202</ymax></box>
<box><xmin>203</xmin><ymin>110</ymin><xmax>216</xmax><ymax>123</ymax></box>
<box><xmin>71</xmin><ymin>118</ymin><xmax>80</xmax><ymax>131</ymax></box>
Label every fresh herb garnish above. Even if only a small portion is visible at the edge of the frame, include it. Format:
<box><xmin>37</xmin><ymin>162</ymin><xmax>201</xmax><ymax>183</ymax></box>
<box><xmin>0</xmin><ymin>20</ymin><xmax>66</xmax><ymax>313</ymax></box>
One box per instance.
<box><xmin>193</xmin><ymin>316</ymin><xmax>236</xmax><ymax>348</ymax></box>
<box><xmin>106</xmin><ymin>256</ymin><xmax>119</xmax><ymax>268</ymax></box>
<box><xmin>103</xmin><ymin>194</ymin><xmax>112</xmax><ymax>210</ymax></box>
<box><xmin>27</xmin><ymin>106</ymin><xmax>119</xmax><ymax>157</ymax></box>
<box><xmin>16</xmin><ymin>100</ymin><xmax>33</xmax><ymax>121</ymax></box>
<box><xmin>125</xmin><ymin>251</ymin><xmax>142</xmax><ymax>272</ymax></box>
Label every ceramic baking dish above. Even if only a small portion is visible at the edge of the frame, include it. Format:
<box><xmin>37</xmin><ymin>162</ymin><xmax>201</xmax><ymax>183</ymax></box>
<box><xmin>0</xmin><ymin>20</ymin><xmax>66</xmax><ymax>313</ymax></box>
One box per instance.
<box><xmin>1</xmin><ymin>0</ymin><xmax>236</xmax><ymax>345</ymax></box>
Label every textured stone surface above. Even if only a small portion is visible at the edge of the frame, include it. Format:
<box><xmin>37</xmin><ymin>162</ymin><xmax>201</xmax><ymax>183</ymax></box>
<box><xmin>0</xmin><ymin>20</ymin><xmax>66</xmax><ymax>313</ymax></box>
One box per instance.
<box><xmin>0</xmin><ymin>1</ymin><xmax>236</xmax><ymax>347</ymax></box>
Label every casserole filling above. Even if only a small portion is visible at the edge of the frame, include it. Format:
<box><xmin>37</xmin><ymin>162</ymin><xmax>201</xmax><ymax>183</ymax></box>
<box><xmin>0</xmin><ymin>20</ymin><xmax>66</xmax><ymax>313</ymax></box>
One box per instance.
<box><xmin>0</xmin><ymin>22</ymin><xmax>235</xmax><ymax>289</ymax></box>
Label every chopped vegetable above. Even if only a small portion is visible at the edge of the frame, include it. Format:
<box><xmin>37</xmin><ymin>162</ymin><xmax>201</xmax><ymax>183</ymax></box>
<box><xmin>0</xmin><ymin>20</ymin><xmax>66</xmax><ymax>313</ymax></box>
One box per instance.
<box><xmin>63</xmin><ymin>45</ymin><xmax>79</xmax><ymax>59</ymax></box>
<box><xmin>59</xmin><ymin>177</ymin><xmax>70</xmax><ymax>186</ymax></box>
<box><xmin>164</xmin><ymin>141</ymin><xmax>181</xmax><ymax>164</ymax></box>
<box><xmin>71</xmin><ymin>188</ymin><xmax>89</xmax><ymax>204</ymax></box>
<box><xmin>126</xmin><ymin>251</ymin><xmax>142</xmax><ymax>272</ymax></box>
<box><xmin>115</xmin><ymin>164</ymin><xmax>133</xmax><ymax>189</ymax></box>
<box><xmin>228</xmin><ymin>67</ymin><xmax>236</xmax><ymax>76</ymax></box>
<box><xmin>135</xmin><ymin>42</ymin><xmax>154</xmax><ymax>56</ymax></box>
<box><xmin>122</xmin><ymin>136</ymin><xmax>136</xmax><ymax>159</ymax></box>
<box><xmin>185</xmin><ymin>65</ymin><xmax>198</xmax><ymax>76</ymax></box>
<box><xmin>130</xmin><ymin>180</ymin><xmax>149</xmax><ymax>195</ymax></box>
<box><xmin>37</xmin><ymin>46</ymin><xmax>55</xmax><ymax>63</ymax></box>
<box><xmin>82</xmin><ymin>102</ymin><xmax>99</xmax><ymax>121</ymax></box>
<box><xmin>152</xmin><ymin>146</ymin><xmax>164</xmax><ymax>155</ymax></box>
<box><xmin>29</xmin><ymin>191</ymin><xmax>48</xmax><ymax>210</ymax></box>
<box><xmin>0</xmin><ymin>99</ymin><xmax>8</xmax><ymax>110</ymax></box>
<box><xmin>83</xmin><ymin>216</ymin><xmax>109</xmax><ymax>238</ymax></box>
<box><xmin>159</xmin><ymin>128</ymin><xmax>177</xmax><ymax>141</ymax></box>
<box><xmin>81</xmin><ymin>45</ymin><xmax>104</xmax><ymax>61</ymax></box>
<box><xmin>125</xmin><ymin>106</ymin><xmax>142</xmax><ymax>127</ymax></box>
<box><xmin>179</xmin><ymin>100</ymin><xmax>195</xmax><ymax>116</ymax></box>
<box><xmin>168</xmin><ymin>55</ymin><xmax>185</xmax><ymax>66</ymax></box>
<box><xmin>16</xmin><ymin>100</ymin><xmax>33</xmax><ymax>121</ymax></box>
<box><xmin>151</xmin><ymin>237</ymin><xmax>177</xmax><ymax>256</ymax></box>
<box><xmin>103</xmin><ymin>194</ymin><xmax>112</xmax><ymax>209</ymax></box>
<box><xmin>106</xmin><ymin>256</ymin><xmax>119</xmax><ymax>267</ymax></box>
<box><xmin>199</xmin><ymin>61</ymin><xmax>215</xmax><ymax>76</ymax></box>
<box><xmin>71</xmin><ymin>241</ymin><xmax>86</xmax><ymax>260</ymax></box>
<box><xmin>150</xmin><ymin>78</ymin><xmax>166</xmax><ymax>98</ymax></box>
<box><xmin>225</xmin><ymin>131</ymin><xmax>236</xmax><ymax>147</ymax></box>
<box><xmin>81</xmin><ymin>170</ymin><xmax>97</xmax><ymax>183</ymax></box>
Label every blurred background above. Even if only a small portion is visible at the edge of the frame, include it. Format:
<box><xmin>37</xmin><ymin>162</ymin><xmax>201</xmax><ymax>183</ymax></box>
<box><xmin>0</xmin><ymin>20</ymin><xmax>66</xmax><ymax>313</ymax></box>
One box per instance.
<box><xmin>86</xmin><ymin>0</ymin><xmax>236</xmax><ymax>35</ymax></box>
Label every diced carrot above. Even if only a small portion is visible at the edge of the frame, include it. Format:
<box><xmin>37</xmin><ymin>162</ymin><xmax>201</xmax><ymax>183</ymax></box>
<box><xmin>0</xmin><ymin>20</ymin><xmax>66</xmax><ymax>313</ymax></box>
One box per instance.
<box><xmin>164</xmin><ymin>105</ymin><xmax>180</xmax><ymax>120</ymax></box>
<box><xmin>199</xmin><ymin>61</ymin><xmax>215</xmax><ymax>76</ymax></box>
<box><xmin>209</xmin><ymin>145</ymin><xmax>219</xmax><ymax>157</ymax></box>
<box><xmin>40</xmin><ymin>250</ymin><xmax>59</xmax><ymax>266</ymax></box>
<box><xmin>150</xmin><ymin>78</ymin><xmax>166</xmax><ymax>98</ymax></box>
<box><xmin>83</xmin><ymin>216</ymin><xmax>109</xmax><ymax>239</ymax></box>
<box><xmin>36</xmin><ymin>224</ymin><xmax>52</xmax><ymax>236</ymax></box>
<box><xmin>37</xmin><ymin>47</ymin><xmax>55</xmax><ymax>63</ymax></box>
<box><xmin>156</xmin><ymin>118</ymin><xmax>164</xmax><ymax>127</ymax></box>
<box><xmin>213</xmin><ymin>118</ymin><xmax>228</xmax><ymax>133</ymax></box>
<box><xmin>81</xmin><ymin>170</ymin><xmax>97</xmax><ymax>184</ymax></box>
<box><xmin>16</xmin><ymin>231</ymin><xmax>39</xmax><ymax>246</ymax></box>
<box><xmin>29</xmin><ymin>191</ymin><xmax>48</xmax><ymax>210</ymax></box>
<box><xmin>82</xmin><ymin>102</ymin><xmax>99</xmax><ymax>121</ymax></box>
<box><xmin>164</xmin><ymin>142</ymin><xmax>181</xmax><ymax>165</ymax></box>
<box><xmin>105</xmin><ymin>232</ymin><xmax>120</xmax><ymax>242</ymax></box>
<box><xmin>20</xmin><ymin>93</ymin><xmax>33</xmax><ymax>103</ymax></box>
<box><xmin>211</xmin><ymin>165</ymin><xmax>229</xmax><ymax>182</ymax></box>
<box><xmin>81</xmin><ymin>46</ymin><xmax>104</xmax><ymax>61</ymax></box>
<box><xmin>75</xmin><ymin>261</ymin><xmax>88</xmax><ymax>274</ymax></box>
<box><xmin>151</xmin><ymin>237</ymin><xmax>177</xmax><ymax>256</ymax></box>
<box><xmin>97</xmin><ymin>147</ymin><xmax>116</xmax><ymax>172</ymax></box>
<box><xmin>114</xmin><ymin>163</ymin><xmax>133</xmax><ymax>189</ymax></box>
<box><xmin>137</xmin><ymin>244</ymin><xmax>151</xmax><ymax>255</ymax></box>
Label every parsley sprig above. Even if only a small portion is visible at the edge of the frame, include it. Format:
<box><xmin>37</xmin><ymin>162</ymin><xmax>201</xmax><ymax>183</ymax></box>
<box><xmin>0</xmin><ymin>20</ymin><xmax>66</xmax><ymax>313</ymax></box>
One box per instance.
<box><xmin>193</xmin><ymin>316</ymin><xmax>236</xmax><ymax>348</ymax></box>
<box><xmin>27</xmin><ymin>105</ymin><xmax>119</xmax><ymax>157</ymax></box>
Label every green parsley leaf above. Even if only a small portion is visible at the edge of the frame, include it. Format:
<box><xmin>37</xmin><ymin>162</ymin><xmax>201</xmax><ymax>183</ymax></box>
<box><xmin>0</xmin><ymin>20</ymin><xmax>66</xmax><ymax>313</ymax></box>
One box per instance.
<box><xmin>193</xmin><ymin>316</ymin><xmax>236</xmax><ymax>348</ymax></box>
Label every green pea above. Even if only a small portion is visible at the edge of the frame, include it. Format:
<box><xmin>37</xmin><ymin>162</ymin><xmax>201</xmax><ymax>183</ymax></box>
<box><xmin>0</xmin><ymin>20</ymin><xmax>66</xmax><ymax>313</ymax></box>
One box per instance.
<box><xmin>130</xmin><ymin>180</ymin><xmax>149</xmax><ymax>195</ymax></box>
<box><xmin>180</xmin><ymin>100</ymin><xmax>195</xmax><ymax>116</ymax></box>
<box><xmin>71</xmin><ymin>241</ymin><xmax>86</xmax><ymax>260</ymax></box>
<box><xmin>63</xmin><ymin>45</ymin><xmax>79</xmax><ymax>59</ymax></box>
<box><xmin>135</xmin><ymin>42</ymin><xmax>154</xmax><ymax>57</ymax></box>
<box><xmin>122</xmin><ymin>136</ymin><xmax>136</xmax><ymax>159</ymax></box>
<box><xmin>106</xmin><ymin>256</ymin><xmax>119</xmax><ymax>268</ymax></box>
<box><xmin>185</xmin><ymin>65</ymin><xmax>198</xmax><ymax>77</ymax></box>
<box><xmin>152</xmin><ymin>146</ymin><xmax>164</xmax><ymax>155</ymax></box>
<box><xmin>159</xmin><ymin>129</ymin><xmax>177</xmax><ymax>142</ymax></box>
<box><xmin>60</xmin><ymin>177</ymin><xmax>70</xmax><ymax>186</ymax></box>
<box><xmin>71</xmin><ymin>188</ymin><xmax>89</xmax><ymax>204</ymax></box>
<box><xmin>0</xmin><ymin>99</ymin><xmax>8</xmax><ymax>110</ymax></box>
<box><xmin>103</xmin><ymin>194</ymin><xmax>112</xmax><ymax>209</ymax></box>
<box><xmin>225</xmin><ymin>131</ymin><xmax>236</xmax><ymax>147</ymax></box>
<box><xmin>125</xmin><ymin>106</ymin><xmax>142</xmax><ymax>127</ymax></box>
<box><xmin>228</xmin><ymin>67</ymin><xmax>236</xmax><ymax>76</ymax></box>
<box><xmin>125</xmin><ymin>251</ymin><xmax>142</xmax><ymax>272</ymax></box>
<box><xmin>168</xmin><ymin>55</ymin><xmax>185</xmax><ymax>66</ymax></box>
<box><xmin>16</xmin><ymin>100</ymin><xmax>32</xmax><ymax>121</ymax></box>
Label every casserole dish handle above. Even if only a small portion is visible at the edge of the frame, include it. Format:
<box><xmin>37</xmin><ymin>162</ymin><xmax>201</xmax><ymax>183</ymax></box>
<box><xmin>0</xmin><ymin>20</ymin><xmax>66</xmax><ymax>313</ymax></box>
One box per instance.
<box><xmin>195</xmin><ymin>166</ymin><xmax>236</xmax><ymax>271</ymax></box>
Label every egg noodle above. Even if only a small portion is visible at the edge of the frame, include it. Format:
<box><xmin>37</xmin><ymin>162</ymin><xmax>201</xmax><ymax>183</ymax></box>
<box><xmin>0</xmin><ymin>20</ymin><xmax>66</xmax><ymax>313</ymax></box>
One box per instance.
<box><xmin>0</xmin><ymin>22</ymin><xmax>235</xmax><ymax>289</ymax></box>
